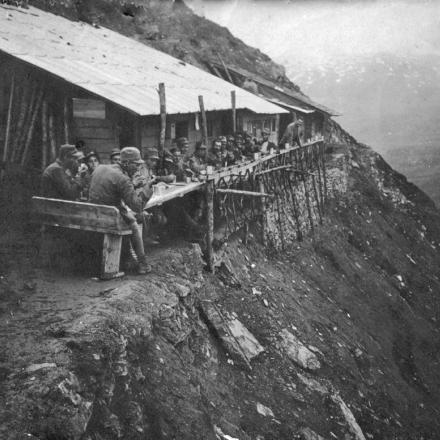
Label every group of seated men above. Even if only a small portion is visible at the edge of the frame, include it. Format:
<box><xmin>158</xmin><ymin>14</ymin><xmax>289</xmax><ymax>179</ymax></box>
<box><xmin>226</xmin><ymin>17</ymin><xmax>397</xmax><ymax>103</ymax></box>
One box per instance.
<box><xmin>40</xmin><ymin>118</ymin><xmax>304</xmax><ymax>275</ymax></box>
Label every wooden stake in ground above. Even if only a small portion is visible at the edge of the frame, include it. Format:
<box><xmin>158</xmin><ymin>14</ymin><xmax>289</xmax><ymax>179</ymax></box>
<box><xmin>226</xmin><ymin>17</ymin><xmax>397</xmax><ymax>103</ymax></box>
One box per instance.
<box><xmin>158</xmin><ymin>83</ymin><xmax>166</xmax><ymax>169</ymax></box>
<box><xmin>231</xmin><ymin>90</ymin><xmax>237</xmax><ymax>134</ymax></box>
<box><xmin>217</xmin><ymin>53</ymin><xmax>234</xmax><ymax>84</ymax></box>
<box><xmin>259</xmin><ymin>177</ymin><xmax>267</xmax><ymax>246</ymax></box>
<box><xmin>205</xmin><ymin>179</ymin><xmax>215</xmax><ymax>273</ymax></box>
<box><xmin>198</xmin><ymin>95</ymin><xmax>208</xmax><ymax>145</ymax></box>
<box><xmin>1</xmin><ymin>74</ymin><xmax>15</xmax><ymax>180</ymax></box>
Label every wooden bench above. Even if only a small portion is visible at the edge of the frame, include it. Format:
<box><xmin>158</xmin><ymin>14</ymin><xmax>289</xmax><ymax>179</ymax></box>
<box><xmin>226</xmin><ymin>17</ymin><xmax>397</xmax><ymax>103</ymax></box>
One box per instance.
<box><xmin>32</xmin><ymin>196</ymin><xmax>132</xmax><ymax>279</ymax></box>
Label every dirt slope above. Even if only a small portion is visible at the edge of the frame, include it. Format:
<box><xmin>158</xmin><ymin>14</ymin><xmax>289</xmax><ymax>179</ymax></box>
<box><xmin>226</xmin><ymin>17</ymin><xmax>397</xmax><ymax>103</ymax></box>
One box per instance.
<box><xmin>1</xmin><ymin>2</ymin><xmax>440</xmax><ymax>439</ymax></box>
<box><xmin>1</xmin><ymin>142</ymin><xmax>440</xmax><ymax>440</ymax></box>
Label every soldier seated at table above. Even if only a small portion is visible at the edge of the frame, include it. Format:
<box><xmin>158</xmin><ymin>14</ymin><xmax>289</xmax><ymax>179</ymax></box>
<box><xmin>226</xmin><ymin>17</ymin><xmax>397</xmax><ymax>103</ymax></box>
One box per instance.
<box><xmin>88</xmin><ymin>147</ymin><xmax>153</xmax><ymax>274</ymax></box>
<box><xmin>189</xmin><ymin>142</ymin><xmax>208</xmax><ymax>177</ymax></box>
<box><xmin>41</xmin><ymin>144</ymin><xmax>84</xmax><ymax>200</ymax></box>
<box><xmin>207</xmin><ymin>140</ymin><xmax>224</xmax><ymax>169</ymax></box>
<box><xmin>258</xmin><ymin>129</ymin><xmax>277</xmax><ymax>155</ymax></box>
<box><xmin>79</xmin><ymin>151</ymin><xmax>100</xmax><ymax>199</ymax></box>
<box><xmin>110</xmin><ymin>148</ymin><xmax>121</xmax><ymax>165</ymax></box>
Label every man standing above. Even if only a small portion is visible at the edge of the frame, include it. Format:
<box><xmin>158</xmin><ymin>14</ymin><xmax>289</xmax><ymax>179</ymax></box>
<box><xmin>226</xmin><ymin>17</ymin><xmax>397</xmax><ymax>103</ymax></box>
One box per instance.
<box><xmin>41</xmin><ymin>144</ymin><xmax>83</xmax><ymax>200</ymax></box>
<box><xmin>279</xmin><ymin>117</ymin><xmax>304</xmax><ymax>148</ymax></box>
<box><xmin>88</xmin><ymin>147</ymin><xmax>153</xmax><ymax>274</ymax></box>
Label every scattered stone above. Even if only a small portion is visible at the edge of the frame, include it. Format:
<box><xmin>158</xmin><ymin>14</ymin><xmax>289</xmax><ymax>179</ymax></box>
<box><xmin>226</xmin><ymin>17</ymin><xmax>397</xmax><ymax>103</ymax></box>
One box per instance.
<box><xmin>279</xmin><ymin>329</ymin><xmax>321</xmax><ymax>370</ymax></box>
<box><xmin>299</xmin><ymin>427</ymin><xmax>327</xmax><ymax>440</ymax></box>
<box><xmin>199</xmin><ymin>301</ymin><xmax>264</xmax><ymax>369</ymax></box>
<box><xmin>214</xmin><ymin>425</ymin><xmax>240</xmax><ymax>440</ymax></box>
<box><xmin>256</xmin><ymin>402</ymin><xmax>274</xmax><ymax>418</ymax></box>
<box><xmin>262</xmin><ymin>299</ymin><xmax>269</xmax><ymax>307</ymax></box>
<box><xmin>175</xmin><ymin>283</ymin><xmax>190</xmax><ymax>298</ymax></box>
<box><xmin>297</xmin><ymin>373</ymin><xmax>329</xmax><ymax>395</ymax></box>
<box><xmin>331</xmin><ymin>393</ymin><xmax>366</xmax><ymax>440</ymax></box>
<box><xmin>23</xmin><ymin>281</ymin><xmax>36</xmax><ymax>291</ymax></box>
<box><xmin>25</xmin><ymin>363</ymin><xmax>56</xmax><ymax>373</ymax></box>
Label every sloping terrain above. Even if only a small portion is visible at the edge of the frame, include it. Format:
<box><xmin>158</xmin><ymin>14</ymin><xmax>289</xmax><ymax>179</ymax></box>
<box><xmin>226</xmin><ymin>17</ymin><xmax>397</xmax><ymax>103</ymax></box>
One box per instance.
<box><xmin>1</xmin><ymin>2</ymin><xmax>440</xmax><ymax>439</ymax></box>
<box><xmin>1</xmin><ymin>142</ymin><xmax>440</xmax><ymax>439</ymax></box>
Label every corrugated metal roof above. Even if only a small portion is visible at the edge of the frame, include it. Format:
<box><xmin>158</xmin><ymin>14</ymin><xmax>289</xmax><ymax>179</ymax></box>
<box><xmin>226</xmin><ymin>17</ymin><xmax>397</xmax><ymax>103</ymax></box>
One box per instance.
<box><xmin>0</xmin><ymin>5</ymin><xmax>288</xmax><ymax>117</ymax></box>
<box><xmin>266</xmin><ymin>99</ymin><xmax>315</xmax><ymax>114</ymax></box>
<box><xmin>209</xmin><ymin>61</ymin><xmax>340</xmax><ymax>116</ymax></box>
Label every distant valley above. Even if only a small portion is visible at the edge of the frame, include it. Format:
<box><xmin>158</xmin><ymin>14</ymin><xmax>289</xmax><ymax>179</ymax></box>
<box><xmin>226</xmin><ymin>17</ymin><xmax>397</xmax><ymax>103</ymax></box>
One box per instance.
<box><xmin>282</xmin><ymin>53</ymin><xmax>440</xmax><ymax>205</ymax></box>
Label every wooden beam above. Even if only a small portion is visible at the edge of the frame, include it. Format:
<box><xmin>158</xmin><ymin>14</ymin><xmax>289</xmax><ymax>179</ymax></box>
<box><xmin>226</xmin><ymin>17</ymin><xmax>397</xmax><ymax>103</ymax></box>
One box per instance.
<box><xmin>231</xmin><ymin>90</ymin><xmax>237</xmax><ymax>134</ymax></box>
<box><xmin>41</xmin><ymin>98</ymin><xmax>48</xmax><ymax>171</ymax></box>
<box><xmin>275</xmin><ymin>114</ymin><xmax>280</xmax><ymax>144</ymax></box>
<box><xmin>255</xmin><ymin>165</ymin><xmax>295</xmax><ymax>176</ymax></box>
<box><xmin>216</xmin><ymin>188</ymin><xmax>274</xmax><ymax>198</ymax></box>
<box><xmin>158</xmin><ymin>83</ymin><xmax>166</xmax><ymax>158</ymax></box>
<box><xmin>259</xmin><ymin>177</ymin><xmax>267</xmax><ymax>246</ymax></box>
<box><xmin>205</xmin><ymin>180</ymin><xmax>215</xmax><ymax>273</ymax></box>
<box><xmin>198</xmin><ymin>95</ymin><xmax>208</xmax><ymax>145</ymax></box>
<box><xmin>1</xmin><ymin>74</ymin><xmax>15</xmax><ymax>180</ymax></box>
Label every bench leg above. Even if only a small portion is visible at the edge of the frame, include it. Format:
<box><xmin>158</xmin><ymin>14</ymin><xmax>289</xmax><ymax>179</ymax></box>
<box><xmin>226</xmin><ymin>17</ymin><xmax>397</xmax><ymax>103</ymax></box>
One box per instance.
<box><xmin>101</xmin><ymin>233</ymin><xmax>124</xmax><ymax>280</ymax></box>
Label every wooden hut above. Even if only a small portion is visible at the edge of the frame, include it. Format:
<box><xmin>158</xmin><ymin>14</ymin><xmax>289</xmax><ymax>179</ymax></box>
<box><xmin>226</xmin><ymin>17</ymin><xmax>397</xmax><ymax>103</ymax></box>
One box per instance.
<box><xmin>0</xmin><ymin>4</ymin><xmax>287</xmax><ymax>174</ymax></box>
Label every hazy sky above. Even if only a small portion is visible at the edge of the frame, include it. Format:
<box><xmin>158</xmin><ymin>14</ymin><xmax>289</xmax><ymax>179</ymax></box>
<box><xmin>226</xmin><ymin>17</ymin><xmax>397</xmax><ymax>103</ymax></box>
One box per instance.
<box><xmin>188</xmin><ymin>0</ymin><xmax>440</xmax><ymax>68</ymax></box>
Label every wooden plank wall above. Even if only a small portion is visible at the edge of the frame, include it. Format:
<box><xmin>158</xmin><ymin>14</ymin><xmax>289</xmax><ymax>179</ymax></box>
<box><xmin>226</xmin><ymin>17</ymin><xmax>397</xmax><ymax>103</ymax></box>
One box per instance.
<box><xmin>72</xmin><ymin>116</ymin><xmax>117</xmax><ymax>161</ymax></box>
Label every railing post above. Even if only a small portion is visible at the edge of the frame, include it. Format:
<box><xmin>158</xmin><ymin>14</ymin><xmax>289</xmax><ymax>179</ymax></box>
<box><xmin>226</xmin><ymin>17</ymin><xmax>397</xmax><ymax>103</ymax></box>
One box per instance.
<box><xmin>205</xmin><ymin>179</ymin><xmax>215</xmax><ymax>273</ymax></box>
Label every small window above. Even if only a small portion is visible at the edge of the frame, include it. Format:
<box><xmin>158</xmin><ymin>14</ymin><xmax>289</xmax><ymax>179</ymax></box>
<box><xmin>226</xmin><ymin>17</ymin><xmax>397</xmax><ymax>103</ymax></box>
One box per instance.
<box><xmin>73</xmin><ymin>98</ymin><xmax>106</xmax><ymax>119</ymax></box>
<box><xmin>175</xmin><ymin>120</ymin><xmax>189</xmax><ymax>139</ymax></box>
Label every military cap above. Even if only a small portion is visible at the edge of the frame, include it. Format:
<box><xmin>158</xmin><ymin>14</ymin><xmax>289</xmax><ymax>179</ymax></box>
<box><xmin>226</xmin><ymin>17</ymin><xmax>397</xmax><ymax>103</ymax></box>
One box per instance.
<box><xmin>120</xmin><ymin>146</ymin><xmax>144</xmax><ymax>164</ymax></box>
<box><xmin>176</xmin><ymin>137</ymin><xmax>189</xmax><ymax>145</ymax></box>
<box><xmin>218</xmin><ymin>136</ymin><xmax>227</xmax><ymax>142</ymax></box>
<box><xmin>110</xmin><ymin>148</ymin><xmax>121</xmax><ymax>158</ymax></box>
<box><xmin>84</xmin><ymin>151</ymin><xmax>99</xmax><ymax>161</ymax></box>
<box><xmin>145</xmin><ymin>147</ymin><xmax>160</xmax><ymax>160</ymax></box>
<box><xmin>197</xmin><ymin>143</ymin><xmax>207</xmax><ymax>150</ymax></box>
<box><xmin>262</xmin><ymin>129</ymin><xmax>270</xmax><ymax>135</ymax></box>
<box><xmin>59</xmin><ymin>144</ymin><xmax>83</xmax><ymax>160</ymax></box>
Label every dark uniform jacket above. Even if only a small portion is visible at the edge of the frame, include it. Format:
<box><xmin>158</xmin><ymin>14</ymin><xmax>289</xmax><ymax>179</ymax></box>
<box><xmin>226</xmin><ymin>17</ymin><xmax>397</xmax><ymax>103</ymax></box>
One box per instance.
<box><xmin>280</xmin><ymin>122</ymin><xmax>304</xmax><ymax>147</ymax></box>
<box><xmin>88</xmin><ymin>164</ymin><xmax>152</xmax><ymax>214</ymax></box>
<box><xmin>41</xmin><ymin>160</ymin><xmax>82</xmax><ymax>200</ymax></box>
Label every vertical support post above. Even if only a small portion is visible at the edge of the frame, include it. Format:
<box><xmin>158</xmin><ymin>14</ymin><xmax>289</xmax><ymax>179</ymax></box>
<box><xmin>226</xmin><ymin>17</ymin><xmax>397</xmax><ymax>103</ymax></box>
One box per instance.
<box><xmin>217</xmin><ymin>53</ymin><xmax>234</xmax><ymax>84</ymax></box>
<box><xmin>1</xmin><ymin>74</ymin><xmax>15</xmax><ymax>180</ymax></box>
<box><xmin>205</xmin><ymin>179</ymin><xmax>215</xmax><ymax>273</ymax></box>
<box><xmin>48</xmin><ymin>110</ymin><xmax>57</xmax><ymax>162</ymax></box>
<box><xmin>275</xmin><ymin>114</ymin><xmax>280</xmax><ymax>144</ymax></box>
<box><xmin>259</xmin><ymin>177</ymin><xmax>267</xmax><ymax>246</ymax></box>
<box><xmin>231</xmin><ymin>90</ymin><xmax>237</xmax><ymax>134</ymax></box>
<box><xmin>198</xmin><ymin>95</ymin><xmax>208</xmax><ymax>145</ymax></box>
<box><xmin>63</xmin><ymin>96</ymin><xmax>70</xmax><ymax>144</ymax></box>
<box><xmin>135</xmin><ymin>116</ymin><xmax>143</xmax><ymax>152</ymax></box>
<box><xmin>101</xmin><ymin>233</ymin><xmax>124</xmax><ymax>279</ymax></box>
<box><xmin>158</xmin><ymin>83</ymin><xmax>166</xmax><ymax>157</ymax></box>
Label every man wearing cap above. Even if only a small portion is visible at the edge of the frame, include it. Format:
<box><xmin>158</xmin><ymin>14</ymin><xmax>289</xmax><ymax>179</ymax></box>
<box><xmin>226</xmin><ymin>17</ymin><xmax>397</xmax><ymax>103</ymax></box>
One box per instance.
<box><xmin>176</xmin><ymin>137</ymin><xmax>190</xmax><ymax>159</ymax></box>
<box><xmin>110</xmin><ymin>149</ymin><xmax>121</xmax><ymax>165</ymax></box>
<box><xmin>89</xmin><ymin>146</ymin><xmax>153</xmax><ymax>274</ymax></box>
<box><xmin>41</xmin><ymin>144</ymin><xmax>84</xmax><ymax>200</ymax></box>
<box><xmin>188</xmin><ymin>142</ymin><xmax>208</xmax><ymax>176</ymax></box>
<box><xmin>79</xmin><ymin>151</ymin><xmax>100</xmax><ymax>199</ymax></box>
<box><xmin>207</xmin><ymin>140</ymin><xmax>223</xmax><ymax>169</ymax></box>
<box><xmin>258</xmin><ymin>130</ymin><xmax>277</xmax><ymax>154</ymax></box>
<box><xmin>280</xmin><ymin>117</ymin><xmax>304</xmax><ymax>148</ymax></box>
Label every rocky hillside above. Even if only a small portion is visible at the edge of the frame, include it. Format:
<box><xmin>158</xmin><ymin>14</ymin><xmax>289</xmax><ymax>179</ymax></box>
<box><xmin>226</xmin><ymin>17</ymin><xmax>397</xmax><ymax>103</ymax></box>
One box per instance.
<box><xmin>1</xmin><ymin>1</ymin><xmax>440</xmax><ymax>439</ymax></box>
<box><xmin>2</xmin><ymin>141</ymin><xmax>440</xmax><ymax>439</ymax></box>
